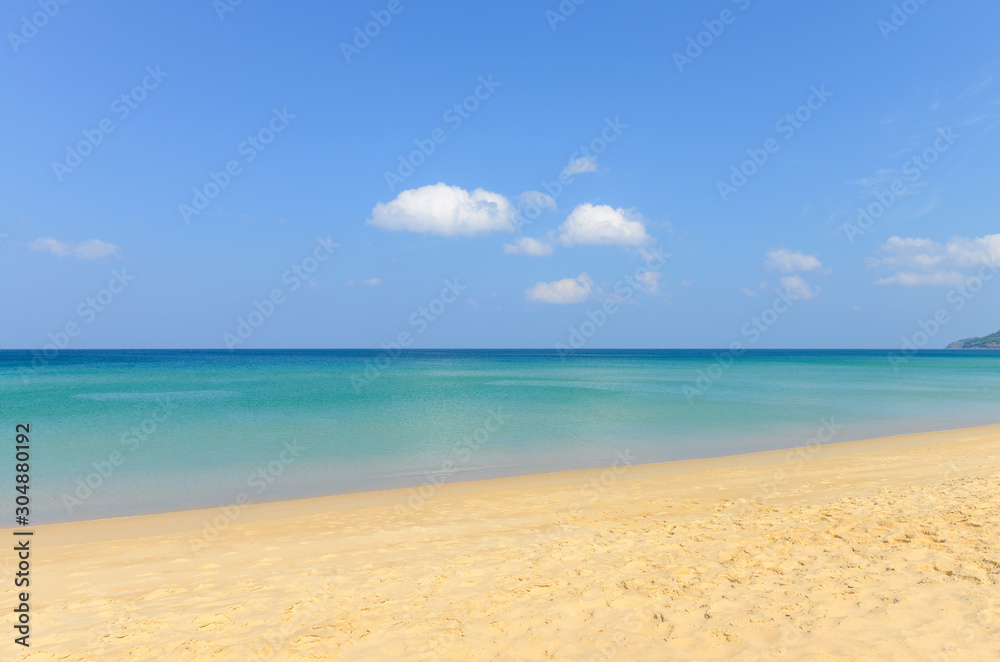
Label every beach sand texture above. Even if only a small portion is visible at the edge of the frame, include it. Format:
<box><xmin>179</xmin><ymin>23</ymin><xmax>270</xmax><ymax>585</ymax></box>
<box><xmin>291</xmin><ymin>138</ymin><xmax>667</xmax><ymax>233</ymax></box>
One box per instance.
<box><xmin>4</xmin><ymin>425</ymin><xmax>1000</xmax><ymax>661</ymax></box>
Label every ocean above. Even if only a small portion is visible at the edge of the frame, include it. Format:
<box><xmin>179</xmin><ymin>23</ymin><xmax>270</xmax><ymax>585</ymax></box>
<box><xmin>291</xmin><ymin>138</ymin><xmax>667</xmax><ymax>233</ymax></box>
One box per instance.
<box><xmin>2</xmin><ymin>349</ymin><xmax>999</xmax><ymax>524</ymax></box>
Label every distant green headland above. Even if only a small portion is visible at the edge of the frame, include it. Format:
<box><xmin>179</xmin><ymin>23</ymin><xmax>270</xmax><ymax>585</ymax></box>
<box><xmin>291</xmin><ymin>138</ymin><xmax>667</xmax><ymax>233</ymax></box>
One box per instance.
<box><xmin>947</xmin><ymin>329</ymin><xmax>1000</xmax><ymax>349</ymax></box>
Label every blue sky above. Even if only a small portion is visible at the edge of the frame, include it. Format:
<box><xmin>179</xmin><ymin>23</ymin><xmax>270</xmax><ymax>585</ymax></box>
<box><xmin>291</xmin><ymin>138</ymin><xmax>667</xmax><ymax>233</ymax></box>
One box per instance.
<box><xmin>2</xmin><ymin>0</ymin><xmax>999</xmax><ymax>349</ymax></box>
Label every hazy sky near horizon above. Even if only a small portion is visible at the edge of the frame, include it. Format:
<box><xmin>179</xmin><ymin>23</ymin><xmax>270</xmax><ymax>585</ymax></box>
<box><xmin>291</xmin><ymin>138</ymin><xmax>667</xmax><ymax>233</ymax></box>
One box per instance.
<box><xmin>2</xmin><ymin>0</ymin><xmax>999</xmax><ymax>349</ymax></box>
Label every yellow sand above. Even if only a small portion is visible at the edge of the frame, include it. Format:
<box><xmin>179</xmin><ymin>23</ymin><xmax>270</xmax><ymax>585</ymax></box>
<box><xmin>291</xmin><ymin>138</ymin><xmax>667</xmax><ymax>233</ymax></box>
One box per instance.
<box><xmin>4</xmin><ymin>425</ymin><xmax>1000</xmax><ymax>661</ymax></box>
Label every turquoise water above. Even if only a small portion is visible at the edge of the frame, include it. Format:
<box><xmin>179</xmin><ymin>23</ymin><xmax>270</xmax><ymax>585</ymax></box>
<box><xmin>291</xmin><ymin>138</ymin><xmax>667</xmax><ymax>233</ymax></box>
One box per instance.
<box><xmin>1</xmin><ymin>349</ymin><xmax>999</xmax><ymax>524</ymax></box>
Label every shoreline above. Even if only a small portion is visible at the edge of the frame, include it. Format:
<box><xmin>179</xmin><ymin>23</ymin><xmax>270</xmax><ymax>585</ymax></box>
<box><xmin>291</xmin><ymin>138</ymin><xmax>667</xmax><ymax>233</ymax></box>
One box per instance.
<box><xmin>5</xmin><ymin>422</ymin><xmax>1000</xmax><ymax>659</ymax></box>
<box><xmin>16</xmin><ymin>420</ymin><xmax>1000</xmax><ymax>532</ymax></box>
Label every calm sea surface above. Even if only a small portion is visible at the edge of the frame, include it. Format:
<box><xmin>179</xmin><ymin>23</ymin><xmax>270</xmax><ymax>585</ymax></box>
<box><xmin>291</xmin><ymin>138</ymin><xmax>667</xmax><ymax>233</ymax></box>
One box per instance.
<box><xmin>2</xmin><ymin>349</ymin><xmax>998</xmax><ymax>524</ymax></box>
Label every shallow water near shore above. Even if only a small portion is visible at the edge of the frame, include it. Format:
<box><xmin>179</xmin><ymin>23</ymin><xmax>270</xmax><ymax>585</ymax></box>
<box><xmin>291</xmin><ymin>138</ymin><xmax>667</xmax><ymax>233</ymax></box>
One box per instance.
<box><xmin>2</xmin><ymin>348</ymin><xmax>999</xmax><ymax>524</ymax></box>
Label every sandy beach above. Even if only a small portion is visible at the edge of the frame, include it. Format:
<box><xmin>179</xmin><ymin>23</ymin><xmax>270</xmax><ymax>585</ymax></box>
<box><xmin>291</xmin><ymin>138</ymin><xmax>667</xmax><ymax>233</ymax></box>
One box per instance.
<box><xmin>5</xmin><ymin>424</ymin><xmax>1000</xmax><ymax>661</ymax></box>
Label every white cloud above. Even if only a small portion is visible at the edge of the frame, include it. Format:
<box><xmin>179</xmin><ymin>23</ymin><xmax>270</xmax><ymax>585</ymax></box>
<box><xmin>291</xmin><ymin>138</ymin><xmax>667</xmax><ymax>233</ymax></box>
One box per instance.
<box><xmin>29</xmin><ymin>237</ymin><xmax>119</xmax><ymax>259</ymax></box>
<box><xmin>870</xmin><ymin>233</ymin><xmax>1000</xmax><ymax>285</ymax></box>
<box><xmin>562</xmin><ymin>155</ymin><xmax>598</xmax><ymax>178</ymax></box>
<box><xmin>637</xmin><ymin>246</ymin><xmax>669</xmax><ymax>263</ymax></box>
<box><xmin>871</xmin><ymin>234</ymin><xmax>1000</xmax><ymax>270</ymax></box>
<box><xmin>368</xmin><ymin>183</ymin><xmax>516</xmax><ymax>237</ymax></box>
<box><xmin>781</xmin><ymin>275</ymin><xmax>818</xmax><ymax>300</ymax></box>
<box><xmin>764</xmin><ymin>248</ymin><xmax>822</xmax><ymax>273</ymax></box>
<box><xmin>73</xmin><ymin>239</ymin><xmax>120</xmax><ymax>260</ymax></box>
<box><xmin>502</xmin><ymin>236</ymin><xmax>554</xmax><ymax>256</ymax></box>
<box><xmin>517</xmin><ymin>190</ymin><xmax>557</xmax><ymax>213</ymax></box>
<box><xmin>742</xmin><ymin>287</ymin><xmax>759</xmax><ymax>297</ymax></box>
<box><xmin>681</xmin><ymin>279</ymin><xmax>695</xmax><ymax>287</ymax></box>
<box><xmin>29</xmin><ymin>237</ymin><xmax>71</xmax><ymax>257</ymax></box>
<box><xmin>874</xmin><ymin>271</ymin><xmax>966</xmax><ymax>287</ymax></box>
<box><xmin>360</xmin><ymin>278</ymin><xmax>381</xmax><ymax>287</ymax></box>
<box><xmin>557</xmin><ymin>204</ymin><xmax>650</xmax><ymax>247</ymax></box>
<box><xmin>525</xmin><ymin>273</ymin><xmax>593</xmax><ymax>304</ymax></box>
<box><xmin>636</xmin><ymin>271</ymin><xmax>660</xmax><ymax>295</ymax></box>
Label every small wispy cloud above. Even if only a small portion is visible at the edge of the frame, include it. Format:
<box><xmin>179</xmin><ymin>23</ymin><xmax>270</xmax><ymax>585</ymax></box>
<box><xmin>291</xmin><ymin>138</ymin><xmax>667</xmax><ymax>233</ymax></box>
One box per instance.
<box><xmin>29</xmin><ymin>237</ymin><xmax>119</xmax><ymax>260</ymax></box>
<box><xmin>503</xmin><ymin>236</ymin><xmax>553</xmax><ymax>256</ymax></box>
<box><xmin>869</xmin><ymin>233</ymin><xmax>1000</xmax><ymax>286</ymax></box>
<box><xmin>781</xmin><ymin>275</ymin><xmax>819</xmax><ymax>300</ymax></box>
<box><xmin>764</xmin><ymin>248</ymin><xmax>822</xmax><ymax>273</ymax></box>
<box><xmin>635</xmin><ymin>271</ymin><xmax>660</xmax><ymax>296</ymax></box>
<box><xmin>517</xmin><ymin>191</ymin><xmax>557</xmax><ymax>213</ymax></box>
<box><xmin>525</xmin><ymin>273</ymin><xmax>593</xmax><ymax>304</ymax></box>
<box><xmin>561</xmin><ymin>155</ymin><xmax>598</xmax><ymax>178</ymax></box>
<box><xmin>346</xmin><ymin>278</ymin><xmax>382</xmax><ymax>287</ymax></box>
<box><xmin>874</xmin><ymin>271</ymin><xmax>965</xmax><ymax>287</ymax></box>
<box><xmin>871</xmin><ymin>234</ymin><xmax>1000</xmax><ymax>270</ymax></box>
